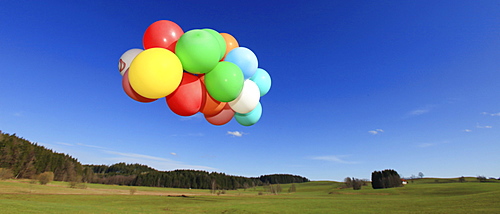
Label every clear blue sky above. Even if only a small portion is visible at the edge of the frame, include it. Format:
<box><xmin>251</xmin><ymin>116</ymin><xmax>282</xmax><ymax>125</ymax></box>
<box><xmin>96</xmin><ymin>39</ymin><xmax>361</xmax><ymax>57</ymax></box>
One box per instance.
<box><xmin>1</xmin><ymin>0</ymin><xmax>499</xmax><ymax>181</ymax></box>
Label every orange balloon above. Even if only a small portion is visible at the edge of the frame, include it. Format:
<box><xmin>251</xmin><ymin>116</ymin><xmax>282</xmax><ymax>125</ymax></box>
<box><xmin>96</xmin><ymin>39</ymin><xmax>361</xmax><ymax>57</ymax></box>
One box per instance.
<box><xmin>200</xmin><ymin>83</ymin><xmax>227</xmax><ymax>117</ymax></box>
<box><xmin>220</xmin><ymin>33</ymin><xmax>239</xmax><ymax>58</ymax></box>
<box><xmin>205</xmin><ymin>104</ymin><xmax>234</xmax><ymax>126</ymax></box>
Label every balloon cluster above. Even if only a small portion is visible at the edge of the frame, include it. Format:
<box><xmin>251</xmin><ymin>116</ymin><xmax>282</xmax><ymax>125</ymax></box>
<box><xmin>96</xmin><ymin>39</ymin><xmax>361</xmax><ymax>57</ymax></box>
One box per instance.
<box><xmin>118</xmin><ymin>20</ymin><xmax>271</xmax><ymax>126</ymax></box>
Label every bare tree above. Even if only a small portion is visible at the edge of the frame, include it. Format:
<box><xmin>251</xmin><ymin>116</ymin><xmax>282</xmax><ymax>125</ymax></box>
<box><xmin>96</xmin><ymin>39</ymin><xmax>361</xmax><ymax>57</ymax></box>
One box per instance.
<box><xmin>288</xmin><ymin>183</ymin><xmax>297</xmax><ymax>193</ymax></box>
<box><xmin>269</xmin><ymin>183</ymin><xmax>282</xmax><ymax>195</ymax></box>
<box><xmin>243</xmin><ymin>182</ymin><xmax>249</xmax><ymax>191</ymax></box>
<box><xmin>211</xmin><ymin>179</ymin><xmax>217</xmax><ymax>194</ymax></box>
<box><xmin>352</xmin><ymin>178</ymin><xmax>362</xmax><ymax>190</ymax></box>
<box><xmin>418</xmin><ymin>172</ymin><xmax>424</xmax><ymax>179</ymax></box>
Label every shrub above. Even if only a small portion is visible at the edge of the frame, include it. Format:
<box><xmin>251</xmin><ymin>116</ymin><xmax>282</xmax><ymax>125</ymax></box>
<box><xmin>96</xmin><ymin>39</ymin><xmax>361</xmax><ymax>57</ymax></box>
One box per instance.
<box><xmin>0</xmin><ymin>168</ymin><xmax>14</xmax><ymax>180</ymax></box>
<box><xmin>130</xmin><ymin>187</ymin><xmax>137</xmax><ymax>195</ymax></box>
<box><xmin>38</xmin><ymin>172</ymin><xmax>54</xmax><ymax>185</ymax></box>
<box><xmin>69</xmin><ymin>175</ymin><xmax>84</xmax><ymax>188</ymax></box>
<box><xmin>288</xmin><ymin>183</ymin><xmax>297</xmax><ymax>193</ymax></box>
<box><xmin>352</xmin><ymin>178</ymin><xmax>363</xmax><ymax>190</ymax></box>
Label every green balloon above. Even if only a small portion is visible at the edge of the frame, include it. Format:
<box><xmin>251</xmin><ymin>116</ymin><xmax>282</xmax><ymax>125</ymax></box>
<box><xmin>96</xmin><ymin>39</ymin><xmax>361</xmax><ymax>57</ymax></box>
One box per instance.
<box><xmin>175</xmin><ymin>29</ymin><xmax>221</xmax><ymax>74</ymax></box>
<box><xmin>205</xmin><ymin>61</ymin><xmax>244</xmax><ymax>102</ymax></box>
<box><xmin>203</xmin><ymin>29</ymin><xmax>226</xmax><ymax>60</ymax></box>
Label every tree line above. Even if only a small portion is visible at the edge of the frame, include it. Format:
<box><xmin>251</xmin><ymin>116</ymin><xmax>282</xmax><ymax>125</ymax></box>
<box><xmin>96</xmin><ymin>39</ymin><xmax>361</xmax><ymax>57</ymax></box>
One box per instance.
<box><xmin>84</xmin><ymin>163</ymin><xmax>309</xmax><ymax>190</ymax></box>
<box><xmin>0</xmin><ymin>131</ymin><xmax>82</xmax><ymax>181</ymax></box>
<box><xmin>0</xmin><ymin>131</ymin><xmax>309</xmax><ymax>189</ymax></box>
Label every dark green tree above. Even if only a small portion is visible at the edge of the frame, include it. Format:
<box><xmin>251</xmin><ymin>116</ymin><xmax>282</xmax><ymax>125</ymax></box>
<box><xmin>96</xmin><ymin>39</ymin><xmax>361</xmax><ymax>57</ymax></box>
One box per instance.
<box><xmin>372</xmin><ymin>169</ymin><xmax>402</xmax><ymax>189</ymax></box>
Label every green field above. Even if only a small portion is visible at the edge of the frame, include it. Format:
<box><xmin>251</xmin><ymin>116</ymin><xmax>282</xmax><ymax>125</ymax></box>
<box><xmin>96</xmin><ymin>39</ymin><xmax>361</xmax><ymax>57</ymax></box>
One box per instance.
<box><xmin>1</xmin><ymin>178</ymin><xmax>499</xmax><ymax>213</ymax></box>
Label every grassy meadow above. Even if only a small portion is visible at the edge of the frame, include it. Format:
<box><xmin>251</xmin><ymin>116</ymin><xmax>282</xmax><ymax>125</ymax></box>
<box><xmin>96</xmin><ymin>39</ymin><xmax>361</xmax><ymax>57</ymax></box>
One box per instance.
<box><xmin>0</xmin><ymin>178</ymin><xmax>499</xmax><ymax>213</ymax></box>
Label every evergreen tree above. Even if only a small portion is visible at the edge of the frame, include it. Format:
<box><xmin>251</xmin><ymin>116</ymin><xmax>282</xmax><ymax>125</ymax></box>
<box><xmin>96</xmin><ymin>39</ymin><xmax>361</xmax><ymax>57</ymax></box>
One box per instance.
<box><xmin>371</xmin><ymin>169</ymin><xmax>402</xmax><ymax>189</ymax></box>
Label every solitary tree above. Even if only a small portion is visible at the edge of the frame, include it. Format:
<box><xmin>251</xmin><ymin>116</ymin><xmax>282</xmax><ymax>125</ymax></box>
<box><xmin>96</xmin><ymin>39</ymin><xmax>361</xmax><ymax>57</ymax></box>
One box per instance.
<box><xmin>243</xmin><ymin>182</ymin><xmax>249</xmax><ymax>191</ymax></box>
<box><xmin>269</xmin><ymin>183</ymin><xmax>282</xmax><ymax>194</ymax></box>
<box><xmin>418</xmin><ymin>172</ymin><xmax>424</xmax><ymax>179</ymax></box>
<box><xmin>211</xmin><ymin>179</ymin><xmax>217</xmax><ymax>194</ymax></box>
<box><xmin>344</xmin><ymin>177</ymin><xmax>353</xmax><ymax>188</ymax></box>
<box><xmin>288</xmin><ymin>183</ymin><xmax>297</xmax><ymax>193</ymax></box>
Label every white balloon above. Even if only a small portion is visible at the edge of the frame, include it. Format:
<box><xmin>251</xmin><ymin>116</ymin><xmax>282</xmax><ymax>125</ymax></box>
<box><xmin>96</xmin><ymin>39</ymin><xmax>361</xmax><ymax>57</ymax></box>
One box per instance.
<box><xmin>118</xmin><ymin>48</ymin><xmax>143</xmax><ymax>76</ymax></box>
<box><xmin>229</xmin><ymin>79</ymin><xmax>260</xmax><ymax>114</ymax></box>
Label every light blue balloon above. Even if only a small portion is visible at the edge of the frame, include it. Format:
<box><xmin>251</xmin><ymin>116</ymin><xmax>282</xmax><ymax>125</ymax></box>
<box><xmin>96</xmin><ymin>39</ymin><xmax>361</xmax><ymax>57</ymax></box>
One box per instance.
<box><xmin>235</xmin><ymin>102</ymin><xmax>262</xmax><ymax>126</ymax></box>
<box><xmin>224</xmin><ymin>47</ymin><xmax>258</xmax><ymax>79</ymax></box>
<box><xmin>250</xmin><ymin>68</ymin><xmax>271</xmax><ymax>96</ymax></box>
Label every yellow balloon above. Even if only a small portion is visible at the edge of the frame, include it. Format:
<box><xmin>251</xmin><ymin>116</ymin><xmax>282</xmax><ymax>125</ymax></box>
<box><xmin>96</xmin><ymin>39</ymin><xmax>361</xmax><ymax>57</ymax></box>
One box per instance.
<box><xmin>128</xmin><ymin>48</ymin><xmax>183</xmax><ymax>99</ymax></box>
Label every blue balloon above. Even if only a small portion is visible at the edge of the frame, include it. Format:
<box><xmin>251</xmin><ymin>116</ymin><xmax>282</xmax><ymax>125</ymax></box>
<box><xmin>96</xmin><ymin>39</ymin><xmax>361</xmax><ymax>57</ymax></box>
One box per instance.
<box><xmin>224</xmin><ymin>47</ymin><xmax>258</xmax><ymax>79</ymax></box>
<box><xmin>250</xmin><ymin>68</ymin><xmax>271</xmax><ymax>96</ymax></box>
<box><xmin>235</xmin><ymin>102</ymin><xmax>262</xmax><ymax>126</ymax></box>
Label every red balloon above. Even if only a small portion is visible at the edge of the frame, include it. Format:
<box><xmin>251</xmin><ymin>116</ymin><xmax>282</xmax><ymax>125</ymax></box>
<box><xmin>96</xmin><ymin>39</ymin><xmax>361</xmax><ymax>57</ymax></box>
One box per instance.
<box><xmin>122</xmin><ymin>70</ymin><xmax>157</xmax><ymax>103</ymax></box>
<box><xmin>143</xmin><ymin>20</ymin><xmax>184</xmax><ymax>52</ymax></box>
<box><xmin>166</xmin><ymin>72</ymin><xmax>203</xmax><ymax>116</ymax></box>
<box><xmin>205</xmin><ymin>104</ymin><xmax>234</xmax><ymax>126</ymax></box>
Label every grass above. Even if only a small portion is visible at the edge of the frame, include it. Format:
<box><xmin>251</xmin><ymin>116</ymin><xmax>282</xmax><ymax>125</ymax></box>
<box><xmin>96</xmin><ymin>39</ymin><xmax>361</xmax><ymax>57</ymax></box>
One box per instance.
<box><xmin>0</xmin><ymin>178</ymin><xmax>499</xmax><ymax>213</ymax></box>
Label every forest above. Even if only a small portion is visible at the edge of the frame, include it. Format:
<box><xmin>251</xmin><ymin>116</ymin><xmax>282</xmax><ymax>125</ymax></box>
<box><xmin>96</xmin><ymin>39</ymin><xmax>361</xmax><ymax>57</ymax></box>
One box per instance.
<box><xmin>0</xmin><ymin>131</ymin><xmax>309</xmax><ymax>190</ymax></box>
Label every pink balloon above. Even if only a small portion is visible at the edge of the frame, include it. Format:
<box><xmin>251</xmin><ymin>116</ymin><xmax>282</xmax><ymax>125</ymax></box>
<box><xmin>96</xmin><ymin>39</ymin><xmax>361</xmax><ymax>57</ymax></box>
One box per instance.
<box><xmin>205</xmin><ymin>105</ymin><xmax>234</xmax><ymax>126</ymax></box>
<box><xmin>122</xmin><ymin>70</ymin><xmax>157</xmax><ymax>103</ymax></box>
<box><xmin>166</xmin><ymin>73</ymin><xmax>203</xmax><ymax>116</ymax></box>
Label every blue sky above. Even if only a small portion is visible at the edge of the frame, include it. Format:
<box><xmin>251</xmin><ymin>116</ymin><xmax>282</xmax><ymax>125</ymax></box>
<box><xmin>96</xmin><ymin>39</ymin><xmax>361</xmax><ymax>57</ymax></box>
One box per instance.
<box><xmin>1</xmin><ymin>0</ymin><xmax>499</xmax><ymax>181</ymax></box>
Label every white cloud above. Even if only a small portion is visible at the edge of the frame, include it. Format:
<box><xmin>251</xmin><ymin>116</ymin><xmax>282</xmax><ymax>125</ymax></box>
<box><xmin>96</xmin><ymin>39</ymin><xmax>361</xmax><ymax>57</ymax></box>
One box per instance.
<box><xmin>55</xmin><ymin>142</ymin><xmax>73</xmax><ymax>146</ymax></box>
<box><xmin>170</xmin><ymin>133</ymin><xmax>204</xmax><ymax>137</ymax></box>
<box><xmin>179</xmin><ymin>113</ymin><xmax>203</xmax><ymax>121</ymax></box>
<box><xmin>368</xmin><ymin>129</ymin><xmax>384</xmax><ymax>135</ymax></box>
<box><xmin>227</xmin><ymin>131</ymin><xmax>245</xmax><ymax>137</ymax></box>
<box><xmin>170</xmin><ymin>152</ymin><xmax>177</xmax><ymax>156</ymax></box>
<box><xmin>476</xmin><ymin>123</ymin><xmax>493</xmax><ymax>129</ymax></box>
<box><xmin>463</xmin><ymin>129</ymin><xmax>472</xmax><ymax>132</ymax></box>
<box><xmin>407</xmin><ymin>105</ymin><xmax>435</xmax><ymax>117</ymax></box>
<box><xmin>104</xmin><ymin>150</ymin><xmax>215</xmax><ymax>171</ymax></box>
<box><xmin>417</xmin><ymin>140</ymin><xmax>449</xmax><ymax>148</ymax></box>
<box><xmin>410</xmin><ymin>109</ymin><xmax>430</xmax><ymax>115</ymax></box>
<box><xmin>481</xmin><ymin>112</ymin><xmax>500</xmax><ymax>116</ymax></box>
<box><xmin>417</xmin><ymin>143</ymin><xmax>434</xmax><ymax>148</ymax></box>
<box><xmin>311</xmin><ymin>155</ymin><xmax>358</xmax><ymax>164</ymax></box>
<box><xmin>76</xmin><ymin>143</ymin><xmax>107</xmax><ymax>149</ymax></box>
<box><xmin>105</xmin><ymin>151</ymin><xmax>172</xmax><ymax>162</ymax></box>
